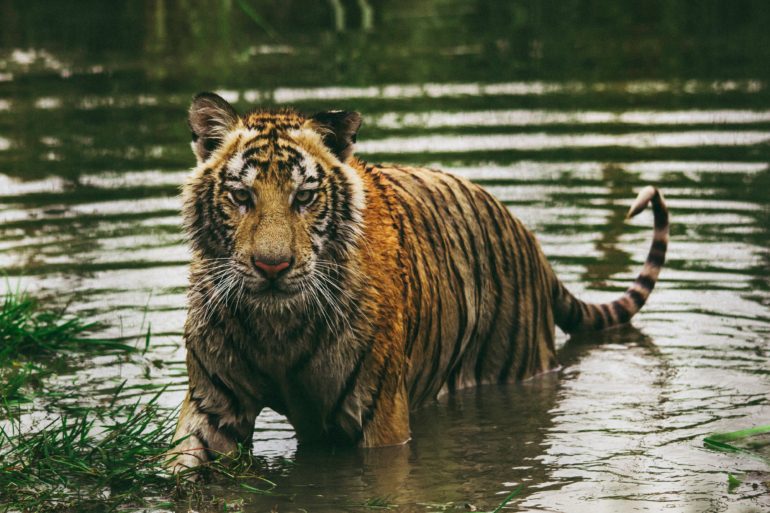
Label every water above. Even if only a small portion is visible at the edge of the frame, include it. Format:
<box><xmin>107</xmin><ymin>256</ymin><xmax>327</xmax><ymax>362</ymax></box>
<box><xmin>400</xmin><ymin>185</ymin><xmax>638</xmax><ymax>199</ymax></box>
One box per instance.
<box><xmin>1</xmin><ymin>1</ymin><xmax>770</xmax><ymax>511</ymax></box>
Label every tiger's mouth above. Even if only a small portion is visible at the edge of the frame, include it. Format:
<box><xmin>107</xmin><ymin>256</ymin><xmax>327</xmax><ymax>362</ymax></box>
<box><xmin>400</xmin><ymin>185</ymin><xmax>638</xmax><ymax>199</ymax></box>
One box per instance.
<box><xmin>257</xmin><ymin>280</ymin><xmax>302</xmax><ymax>297</ymax></box>
<box><xmin>236</xmin><ymin>269</ymin><xmax>307</xmax><ymax>300</ymax></box>
<box><xmin>229</xmin><ymin>262</ymin><xmax>338</xmax><ymax>312</ymax></box>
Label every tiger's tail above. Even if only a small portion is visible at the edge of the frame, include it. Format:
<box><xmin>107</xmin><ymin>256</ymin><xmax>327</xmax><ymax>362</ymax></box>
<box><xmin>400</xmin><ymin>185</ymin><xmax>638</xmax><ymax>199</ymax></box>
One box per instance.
<box><xmin>552</xmin><ymin>186</ymin><xmax>669</xmax><ymax>333</ymax></box>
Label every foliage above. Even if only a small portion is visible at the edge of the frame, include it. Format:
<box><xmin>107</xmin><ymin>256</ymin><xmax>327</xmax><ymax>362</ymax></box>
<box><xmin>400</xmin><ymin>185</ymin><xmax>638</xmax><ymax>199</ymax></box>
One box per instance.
<box><xmin>0</xmin><ymin>287</ymin><xmax>132</xmax><ymax>407</ymax></box>
<box><xmin>0</xmin><ymin>290</ymin><xmax>275</xmax><ymax>512</ymax></box>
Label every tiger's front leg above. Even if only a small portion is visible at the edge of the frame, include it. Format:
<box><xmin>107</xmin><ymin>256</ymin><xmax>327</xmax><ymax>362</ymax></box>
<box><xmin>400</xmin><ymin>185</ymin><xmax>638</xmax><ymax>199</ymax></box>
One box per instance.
<box><xmin>167</xmin><ymin>346</ymin><xmax>260</xmax><ymax>474</ymax></box>
<box><xmin>359</xmin><ymin>377</ymin><xmax>411</xmax><ymax>448</ymax></box>
<box><xmin>354</xmin><ymin>340</ymin><xmax>411</xmax><ymax>448</ymax></box>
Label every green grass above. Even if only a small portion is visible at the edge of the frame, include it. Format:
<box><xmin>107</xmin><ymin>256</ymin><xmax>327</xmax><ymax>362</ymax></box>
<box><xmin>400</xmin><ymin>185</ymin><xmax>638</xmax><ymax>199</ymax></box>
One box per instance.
<box><xmin>1</xmin><ymin>392</ymin><xmax>176</xmax><ymax>511</ymax></box>
<box><xmin>704</xmin><ymin>425</ymin><xmax>770</xmax><ymax>493</ymax></box>
<box><xmin>0</xmin><ymin>288</ymin><xmax>275</xmax><ymax>512</ymax></box>
<box><xmin>489</xmin><ymin>484</ymin><xmax>524</xmax><ymax>513</ymax></box>
<box><xmin>0</xmin><ymin>287</ymin><xmax>135</xmax><ymax>407</ymax></box>
<box><xmin>0</xmin><ymin>391</ymin><xmax>275</xmax><ymax>511</ymax></box>
<box><xmin>0</xmin><ymin>287</ymin><xmax>131</xmax><ymax>361</ymax></box>
<box><xmin>703</xmin><ymin>424</ymin><xmax>770</xmax><ymax>459</ymax></box>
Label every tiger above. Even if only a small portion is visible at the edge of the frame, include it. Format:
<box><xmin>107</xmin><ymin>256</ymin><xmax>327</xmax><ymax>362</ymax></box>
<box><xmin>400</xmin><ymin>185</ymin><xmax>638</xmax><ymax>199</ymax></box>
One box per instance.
<box><xmin>168</xmin><ymin>92</ymin><xmax>669</xmax><ymax>472</ymax></box>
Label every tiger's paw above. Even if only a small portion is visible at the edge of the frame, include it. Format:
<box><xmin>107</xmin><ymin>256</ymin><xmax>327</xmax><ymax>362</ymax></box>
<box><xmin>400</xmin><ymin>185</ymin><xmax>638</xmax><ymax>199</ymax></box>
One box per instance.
<box><xmin>166</xmin><ymin>433</ymin><xmax>209</xmax><ymax>478</ymax></box>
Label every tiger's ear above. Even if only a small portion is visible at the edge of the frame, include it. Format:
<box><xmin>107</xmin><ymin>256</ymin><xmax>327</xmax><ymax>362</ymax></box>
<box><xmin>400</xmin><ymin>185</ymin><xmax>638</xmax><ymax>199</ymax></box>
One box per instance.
<box><xmin>309</xmin><ymin>110</ymin><xmax>362</xmax><ymax>163</ymax></box>
<box><xmin>188</xmin><ymin>92</ymin><xmax>239</xmax><ymax>163</ymax></box>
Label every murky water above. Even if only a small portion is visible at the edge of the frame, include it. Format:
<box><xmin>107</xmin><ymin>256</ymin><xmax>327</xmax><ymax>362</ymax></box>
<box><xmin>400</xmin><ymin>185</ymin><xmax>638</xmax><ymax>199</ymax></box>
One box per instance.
<box><xmin>1</xmin><ymin>1</ymin><xmax>770</xmax><ymax>511</ymax></box>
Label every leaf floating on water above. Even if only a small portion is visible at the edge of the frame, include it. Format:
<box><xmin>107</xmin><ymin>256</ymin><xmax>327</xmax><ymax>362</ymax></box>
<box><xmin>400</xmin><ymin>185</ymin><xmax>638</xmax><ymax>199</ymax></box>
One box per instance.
<box><xmin>703</xmin><ymin>424</ymin><xmax>770</xmax><ymax>463</ymax></box>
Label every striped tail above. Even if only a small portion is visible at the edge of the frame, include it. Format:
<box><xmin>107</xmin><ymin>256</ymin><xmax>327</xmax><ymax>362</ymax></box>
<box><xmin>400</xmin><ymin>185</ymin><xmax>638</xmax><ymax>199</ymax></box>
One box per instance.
<box><xmin>553</xmin><ymin>186</ymin><xmax>669</xmax><ymax>333</ymax></box>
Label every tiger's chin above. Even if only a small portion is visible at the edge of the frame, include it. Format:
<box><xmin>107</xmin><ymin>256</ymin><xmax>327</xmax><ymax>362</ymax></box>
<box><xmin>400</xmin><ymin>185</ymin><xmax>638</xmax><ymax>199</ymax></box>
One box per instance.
<box><xmin>240</xmin><ymin>278</ymin><xmax>311</xmax><ymax>314</ymax></box>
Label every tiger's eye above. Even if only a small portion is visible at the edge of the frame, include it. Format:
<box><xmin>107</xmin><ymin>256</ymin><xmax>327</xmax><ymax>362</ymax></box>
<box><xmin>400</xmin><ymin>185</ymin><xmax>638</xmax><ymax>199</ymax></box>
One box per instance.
<box><xmin>294</xmin><ymin>189</ymin><xmax>317</xmax><ymax>207</ymax></box>
<box><xmin>230</xmin><ymin>189</ymin><xmax>251</xmax><ymax>205</ymax></box>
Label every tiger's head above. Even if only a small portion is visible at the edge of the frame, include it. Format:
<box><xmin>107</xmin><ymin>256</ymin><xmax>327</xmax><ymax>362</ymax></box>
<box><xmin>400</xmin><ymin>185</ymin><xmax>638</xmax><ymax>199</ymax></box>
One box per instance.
<box><xmin>181</xmin><ymin>92</ymin><xmax>365</xmax><ymax>311</ymax></box>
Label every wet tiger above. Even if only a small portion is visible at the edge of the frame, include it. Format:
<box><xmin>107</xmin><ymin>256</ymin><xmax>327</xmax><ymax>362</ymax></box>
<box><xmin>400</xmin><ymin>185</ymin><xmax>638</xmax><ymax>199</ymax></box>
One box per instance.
<box><xmin>168</xmin><ymin>92</ymin><xmax>669</xmax><ymax>472</ymax></box>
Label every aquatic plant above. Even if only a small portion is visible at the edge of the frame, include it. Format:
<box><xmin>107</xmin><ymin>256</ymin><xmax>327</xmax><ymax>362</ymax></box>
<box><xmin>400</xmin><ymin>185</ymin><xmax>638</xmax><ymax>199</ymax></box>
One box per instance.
<box><xmin>0</xmin><ymin>287</ymin><xmax>133</xmax><ymax>407</ymax></box>
<box><xmin>0</xmin><ymin>290</ymin><xmax>274</xmax><ymax>511</ymax></box>
<box><xmin>1</xmin><ymin>392</ymin><xmax>176</xmax><ymax>511</ymax></box>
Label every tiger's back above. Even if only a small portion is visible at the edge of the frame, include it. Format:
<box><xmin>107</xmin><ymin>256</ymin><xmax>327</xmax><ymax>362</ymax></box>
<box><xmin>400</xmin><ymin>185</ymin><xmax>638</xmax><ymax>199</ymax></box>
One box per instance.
<box><xmin>378</xmin><ymin>165</ymin><xmax>559</xmax><ymax>405</ymax></box>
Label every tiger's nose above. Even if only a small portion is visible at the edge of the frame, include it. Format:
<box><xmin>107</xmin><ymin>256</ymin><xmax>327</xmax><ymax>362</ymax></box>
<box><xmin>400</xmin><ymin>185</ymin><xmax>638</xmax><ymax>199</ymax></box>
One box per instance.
<box><xmin>252</xmin><ymin>255</ymin><xmax>293</xmax><ymax>279</ymax></box>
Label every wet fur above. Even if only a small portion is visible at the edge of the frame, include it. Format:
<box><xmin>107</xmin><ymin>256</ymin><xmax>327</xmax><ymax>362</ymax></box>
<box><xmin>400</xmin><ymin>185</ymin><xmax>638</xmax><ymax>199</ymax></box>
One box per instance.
<box><xmin>168</xmin><ymin>94</ymin><xmax>669</xmax><ymax>472</ymax></box>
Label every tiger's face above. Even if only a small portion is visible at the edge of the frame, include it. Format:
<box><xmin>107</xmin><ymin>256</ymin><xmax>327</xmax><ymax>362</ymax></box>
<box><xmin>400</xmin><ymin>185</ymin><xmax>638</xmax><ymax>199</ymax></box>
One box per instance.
<box><xmin>182</xmin><ymin>93</ymin><xmax>365</xmax><ymax>310</ymax></box>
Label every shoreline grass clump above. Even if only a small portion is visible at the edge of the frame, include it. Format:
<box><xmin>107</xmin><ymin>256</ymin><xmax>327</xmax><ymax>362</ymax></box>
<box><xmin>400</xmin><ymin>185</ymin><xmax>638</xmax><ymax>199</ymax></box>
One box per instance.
<box><xmin>0</xmin><ymin>288</ymin><xmax>276</xmax><ymax>511</ymax></box>
<box><xmin>0</xmin><ymin>287</ymin><xmax>133</xmax><ymax>406</ymax></box>
<box><xmin>1</xmin><ymin>289</ymin><xmax>93</xmax><ymax>361</ymax></box>
<box><xmin>0</xmin><ymin>390</ymin><xmax>275</xmax><ymax>512</ymax></box>
<box><xmin>0</xmin><ymin>392</ymin><xmax>178</xmax><ymax>511</ymax></box>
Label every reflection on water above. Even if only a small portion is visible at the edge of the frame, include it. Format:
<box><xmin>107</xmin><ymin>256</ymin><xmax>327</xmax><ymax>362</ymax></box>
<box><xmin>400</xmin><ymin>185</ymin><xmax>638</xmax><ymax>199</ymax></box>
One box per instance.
<box><xmin>1</xmin><ymin>0</ymin><xmax>770</xmax><ymax>511</ymax></box>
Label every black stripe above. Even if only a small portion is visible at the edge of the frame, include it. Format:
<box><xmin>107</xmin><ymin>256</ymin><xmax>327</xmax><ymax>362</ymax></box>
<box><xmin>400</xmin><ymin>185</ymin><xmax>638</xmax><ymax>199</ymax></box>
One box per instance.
<box><xmin>499</xmin><ymin>220</ymin><xmax>529</xmax><ymax>383</ymax></box>
<box><xmin>325</xmin><ymin>178</ymin><xmax>341</xmax><ymax>242</ymax></box>
<box><xmin>600</xmin><ymin>303</ymin><xmax>613</xmax><ymax>326</ymax></box>
<box><xmin>310</xmin><ymin>192</ymin><xmax>332</xmax><ymax>238</ymax></box>
<box><xmin>399</xmin><ymin>184</ymin><xmax>448</xmax><ymax>403</ymax></box>
<box><xmin>408</xmin><ymin>173</ymin><xmax>469</xmax><ymax>398</ymax></box>
<box><xmin>627</xmin><ymin>289</ymin><xmax>645</xmax><ymax>308</ymax></box>
<box><xmin>647</xmin><ymin>250</ymin><xmax>666</xmax><ymax>267</ymax></box>
<box><xmin>651</xmin><ymin>239</ymin><xmax>667</xmax><ymax>252</ymax></box>
<box><xmin>433</xmin><ymin>179</ymin><xmax>480</xmax><ymax>389</ymax></box>
<box><xmin>636</xmin><ymin>274</ymin><xmax>655</xmax><ymax>290</ymax></box>
<box><xmin>205</xmin><ymin>184</ymin><xmax>231</xmax><ymax>251</ymax></box>
<box><xmin>214</xmin><ymin>203</ymin><xmax>231</xmax><ymax>223</ymax></box>
<box><xmin>592</xmin><ymin>306</ymin><xmax>606</xmax><ymax>330</ymax></box>
<box><xmin>328</xmin><ymin>336</ymin><xmax>377</xmax><ymax>426</ymax></box>
<box><xmin>189</xmin><ymin>347</ymin><xmax>242</xmax><ymax>416</ymax></box>
<box><xmin>241</xmin><ymin>159</ymin><xmax>263</xmax><ymax>175</ymax></box>
<box><xmin>653</xmin><ymin>204</ymin><xmax>668</xmax><ymax>229</ymax></box>
<box><xmin>243</xmin><ymin>128</ymin><xmax>278</xmax><ymax>147</ymax></box>
<box><xmin>518</xmin><ymin>227</ymin><xmax>543</xmax><ymax>381</ymax></box>
<box><xmin>223</xmin><ymin>178</ymin><xmax>246</xmax><ymax>188</ymax></box>
<box><xmin>188</xmin><ymin>392</ymin><xmax>233</xmax><ymax>448</ymax></box>
<box><xmin>193</xmin><ymin>427</ymin><xmax>212</xmax><ymax>455</ymax></box>
<box><xmin>386</xmin><ymin>174</ymin><xmax>439</xmax><ymax>401</ymax></box>
<box><xmin>565</xmin><ymin>287</ymin><xmax>582</xmax><ymax>328</ymax></box>
<box><xmin>360</xmin><ymin>353</ymin><xmax>395</xmax><ymax>432</ymax></box>
<box><xmin>576</xmin><ymin>302</ymin><xmax>586</xmax><ymax>328</ymax></box>
<box><xmin>439</xmin><ymin>179</ymin><xmax>484</xmax><ymax>390</ymax></box>
<box><xmin>241</xmin><ymin>146</ymin><xmax>265</xmax><ymax>162</ymax></box>
<box><xmin>439</xmin><ymin>177</ymin><xmax>504</xmax><ymax>384</ymax></box>
<box><xmin>372</xmin><ymin>171</ymin><xmax>421</xmax><ymax>359</ymax></box>
<box><xmin>331</xmin><ymin>166</ymin><xmax>355</xmax><ymax>226</ymax></box>
<box><xmin>613</xmin><ymin>301</ymin><xmax>631</xmax><ymax>323</ymax></box>
<box><xmin>304</xmin><ymin>163</ymin><xmax>324</xmax><ymax>183</ymax></box>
